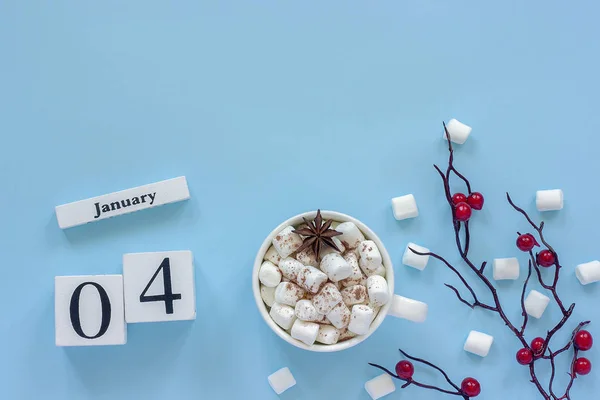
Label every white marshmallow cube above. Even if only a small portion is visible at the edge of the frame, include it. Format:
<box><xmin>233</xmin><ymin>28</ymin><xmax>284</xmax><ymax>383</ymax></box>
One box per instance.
<box><xmin>367</xmin><ymin>275</ymin><xmax>390</xmax><ymax>307</ymax></box>
<box><xmin>536</xmin><ymin>189</ymin><xmax>564</xmax><ymax>212</ymax></box>
<box><xmin>269</xmin><ymin>303</ymin><xmax>297</xmax><ymax>330</ymax></box>
<box><xmin>312</xmin><ymin>283</ymin><xmax>343</xmax><ymax>314</ymax></box>
<box><xmin>264</xmin><ymin>245</ymin><xmax>282</xmax><ymax>266</ymax></box>
<box><xmin>388</xmin><ymin>295</ymin><xmax>428</xmax><ymax>323</ymax></box>
<box><xmin>338</xmin><ymin>327</ymin><xmax>358</xmax><ymax>341</ymax></box>
<box><xmin>525</xmin><ymin>290</ymin><xmax>551</xmax><ymax>319</ymax></box>
<box><xmin>326</xmin><ymin>301</ymin><xmax>351</xmax><ymax>329</ymax></box>
<box><xmin>291</xmin><ymin>319</ymin><xmax>320</xmax><ymax>346</ymax></box>
<box><xmin>340</xmin><ymin>252</ymin><xmax>364</xmax><ymax>287</ymax></box>
<box><xmin>464</xmin><ymin>330</ymin><xmax>494</xmax><ymax>357</ymax></box>
<box><xmin>365</xmin><ymin>265</ymin><xmax>387</xmax><ymax>278</ymax></box>
<box><xmin>272</xmin><ymin>226</ymin><xmax>303</xmax><ymax>258</ymax></box>
<box><xmin>258</xmin><ymin>261</ymin><xmax>282</xmax><ymax>287</ymax></box>
<box><xmin>316</xmin><ymin>325</ymin><xmax>340</xmax><ymax>345</ymax></box>
<box><xmin>391</xmin><ymin>194</ymin><xmax>419</xmax><ymax>221</ymax></box>
<box><xmin>402</xmin><ymin>242</ymin><xmax>430</xmax><ymax>270</ymax></box>
<box><xmin>296</xmin><ymin>247</ymin><xmax>317</xmax><ymax>266</ymax></box>
<box><xmin>335</xmin><ymin>222</ymin><xmax>365</xmax><ymax>249</ymax></box>
<box><xmin>320</xmin><ymin>237</ymin><xmax>346</xmax><ymax>257</ymax></box>
<box><xmin>493</xmin><ymin>258</ymin><xmax>520</xmax><ymax>280</ymax></box>
<box><xmin>320</xmin><ymin>253</ymin><xmax>352</xmax><ymax>282</ymax></box>
<box><xmin>365</xmin><ymin>373</ymin><xmax>396</xmax><ymax>400</ymax></box>
<box><xmin>576</xmin><ymin>260</ymin><xmax>600</xmax><ymax>285</ymax></box>
<box><xmin>341</xmin><ymin>285</ymin><xmax>368</xmax><ymax>306</ymax></box>
<box><xmin>278</xmin><ymin>257</ymin><xmax>304</xmax><ymax>281</ymax></box>
<box><xmin>348</xmin><ymin>305</ymin><xmax>374</xmax><ymax>335</ymax></box>
<box><xmin>358</xmin><ymin>240</ymin><xmax>383</xmax><ymax>272</ymax></box>
<box><xmin>296</xmin><ymin>265</ymin><xmax>328</xmax><ymax>294</ymax></box>
<box><xmin>443</xmin><ymin>118</ymin><xmax>472</xmax><ymax>144</ymax></box>
<box><xmin>274</xmin><ymin>282</ymin><xmax>305</xmax><ymax>307</ymax></box>
<box><xmin>260</xmin><ymin>285</ymin><xmax>276</xmax><ymax>307</ymax></box>
<box><xmin>268</xmin><ymin>367</ymin><xmax>296</xmax><ymax>395</ymax></box>
<box><xmin>294</xmin><ymin>299</ymin><xmax>321</xmax><ymax>322</ymax></box>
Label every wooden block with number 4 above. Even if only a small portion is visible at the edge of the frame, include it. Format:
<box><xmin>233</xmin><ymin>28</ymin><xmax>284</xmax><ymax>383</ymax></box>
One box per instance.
<box><xmin>123</xmin><ymin>250</ymin><xmax>196</xmax><ymax>323</ymax></box>
<box><xmin>55</xmin><ymin>275</ymin><xmax>127</xmax><ymax>346</ymax></box>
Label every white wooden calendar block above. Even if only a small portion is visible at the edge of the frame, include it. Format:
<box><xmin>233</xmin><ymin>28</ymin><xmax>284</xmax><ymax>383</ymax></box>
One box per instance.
<box><xmin>55</xmin><ymin>275</ymin><xmax>126</xmax><ymax>347</ymax></box>
<box><xmin>123</xmin><ymin>250</ymin><xmax>196</xmax><ymax>323</ymax></box>
<box><xmin>55</xmin><ymin>176</ymin><xmax>190</xmax><ymax>229</ymax></box>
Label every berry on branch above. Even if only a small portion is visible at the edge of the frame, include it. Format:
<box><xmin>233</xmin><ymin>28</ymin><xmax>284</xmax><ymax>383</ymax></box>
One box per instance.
<box><xmin>574</xmin><ymin>330</ymin><xmax>593</xmax><ymax>351</ymax></box>
<box><xmin>574</xmin><ymin>357</ymin><xmax>592</xmax><ymax>375</ymax></box>
<box><xmin>516</xmin><ymin>233</ymin><xmax>539</xmax><ymax>252</ymax></box>
<box><xmin>452</xmin><ymin>193</ymin><xmax>468</xmax><ymax>206</ymax></box>
<box><xmin>395</xmin><ymin>360</ymin><xmax>414</xmax><ymax>380</ymax></box>
<box><xmin>461</xmin><ymin>377</ymin><xmax>481</xmax><ymax>397</ymax></box>
<box><xmin>516</xmin><ymin>348</ymin><xmax>534</xmax><ymax>365</ymax></box>
<box><xmin>530</xmin><ymin>337</ymin><xmax>545</xmax><ymax>356</ymax></box>
<box><xmin>536</xmin><ymin>250</ymin><xmax>555</xmax><ymax>267</ymax></box>
<box><xmin>454</xmin><ymin>202</ymin><xmax>472</xmax><ymax>222</ymax></box>
<box><xmin>467</xmin><ymin>192</ymin><xmax>484</xmax><ymax>210</ymax></box>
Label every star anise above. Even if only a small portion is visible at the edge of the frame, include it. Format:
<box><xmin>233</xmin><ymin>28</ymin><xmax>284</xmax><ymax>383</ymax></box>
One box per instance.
<box><xmin>293</xmin><ymin>209</ymin><xmax>343</xmax><ymax>262</ymax></box>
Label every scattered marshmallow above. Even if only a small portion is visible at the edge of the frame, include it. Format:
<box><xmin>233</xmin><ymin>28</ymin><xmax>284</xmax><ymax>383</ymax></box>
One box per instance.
<box><xmin>316</xmin><ymin>325</ymin><xmax>341</xmax><ymax>345</ymax></box>
<box><xmin>274</xmin><ymin>282</ymin><xmax>305</xmax><ymax>307</ymax></box>
<box><xmin>402</xmin><ymin>242</ymin><xmax>430</xmax><ymax>270</ymax></box>
<box><xmin>464</xmin><ymin>330</ymin><xmax>494</xmax><ymax>357</ymax></box>
<box><xmin>321</xmin><ymin>253</ymin><xmax>352</xmax><ymax>282</ymax></box>
<box><xmin>294</xmin><ymin>299</ymin><xmax>321</xmax><ymax>322</ymax></box>
<box><xmin>296</xmin><ymin>265</ymin><xmax>329</xmax><ymax>294</ymax></box>
<box><xmin>272</xmin><ymin>226</ymin><xmax>303</xmax><ymax>258</ymax></box>
<box><xmin>296</xmin><ymin>247</ymin><xmax>317</xmax><ymax>266</ymax></box>
<box><xmin>443</xmin><ymin>118</ymin><xmax>472</xmax><ymax>145</ymax></box>
<box><xmin>264</xmin><ymin>245</ymin><xmax>282</xmax><ymax>266</ymax></box>
<box><xmin>358</xmin><ymin>240</ymin><xmax>383</xmax><ymax>272</ymax></box>
<box><xmin>326</xmin><ymin>301</ymin><xmax>351</xmax><ymax>329</ymax></box>
<box><xmin>367</xmin><ymin>275</ymin><xmax>390</xmax><ymax>307</ymax></box>
<box><xmin>340</xmin><ymin>252</ymin><xmax>365</xmax><ymax>287</ymax></box>
<box><xmin>320</xmin><ymin>237</ymin><xmax>346</xmax><ymax>257</ymax></box>
<box><xmin>388</xmin><ymin>295</ymin><xmax>428</xmax><ymax>323</ymax></box>
<box><xmin>348</xmin><ymin>305</ymin><xmax>374</xmax><ymax>335</ymax></box>
<box><xmin>312</xmin><ymin>283</ymin><xmax>343</xmax><ymax>314</ymax></box>
<box><xmin>365</xmin><ymin>373</ymin><xmax>396</xmax><ymax>400</ymax></box>
<box><xmin>493</xmin><ymin>258</ymin><xmax>520</xmax><ymax>280</ymax></box>
<box><xmin>335</xmin><ymin>222</ymin><xmax>365</xmax><ymax>249</ymax></box>
<box><xmin>291</xmin><ymin>319</ymin><xmax>320</xmax><ymax>346</ymax></box>
<box><xmin>260</xmin><ymin>285</ymin><xmax>276</xmax><ymax>307</ymax></box>
<box><xmin>525</xmin><ymin>290</ymin><xmax>550</xmax><ymax>319</ymax></box>
<box><xmin>269</xmin><ymin>303</ymin><xmax>297</xmax><ymax>330</ymax></box>
<box><xmin>338</xmin><ymin>327</ymin><xmax>358</xmax><ymax>341</ymax></box>
<box><xmin>278</xmin><ymin>257</ymin><xmax>304</xmax><ymax>281</ymax></box>
<box><xmin>536</xmin><ymin>189</ymin><xmax>564</xmax><ymax>212</ymax></box>
<box><xmin>391</xmin><ymin>194</ymin><xmax>419</xmax><ymax>221</ymax></box>
<box><xmin>268</xmin><ymin>367</ymin><xmax>296</xmax><ymax>395</ymax></box>
<box><xmin>258</xmin><ymin>261</ymin><xmax>282</xmax><ymax>287</ymax></box>
<box><xmin>341</xmin><ymin>285</ymin><xmax>368</xmax><ymax>306</ymax></box>
<box><xmin>576</xmin><ymin>260</ymin><xmax>600</xmax><ymax>285</ymax></box>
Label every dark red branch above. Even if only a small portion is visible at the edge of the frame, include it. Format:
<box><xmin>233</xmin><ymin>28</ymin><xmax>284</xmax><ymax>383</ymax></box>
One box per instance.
<box><xmin>520</xmin><ymin>261</ymin><xmax>533</xmax><ymax>335</ymax></box>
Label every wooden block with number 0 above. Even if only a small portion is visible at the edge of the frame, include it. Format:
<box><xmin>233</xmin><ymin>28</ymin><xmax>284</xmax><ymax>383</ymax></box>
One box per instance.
<box><xmin>123</xmin><ymin>251</ymin><xmax>196</xmax><ymax>323</ymax></box>
<box><xmin>55</xmin><ymin>275</ymin><xmax>127</xmax><ymax>346</ymax></box>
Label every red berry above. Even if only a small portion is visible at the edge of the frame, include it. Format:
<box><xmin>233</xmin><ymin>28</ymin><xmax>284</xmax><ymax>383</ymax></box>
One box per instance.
<box><xmin>395</xmin><ymin>360</ymin><xmax>414</xmax><ymax>380</ymax></box>
<box><xmin>454</xmin><ymin>202</ymin><xmax>472</xmax><ymax>222</ymax></box>
<box><xmin>516</xmin><ymin>348</ymin><xmax>534</xmax><ymax>365</ymax></box>
<box><xmin>516</xmin><ymin>234</ymin><xmax>538</xmax><ymax>252</ymax></box>
<box><xmin>530</xmin><ymin>337</ymin><xmax>545</xmax><ymax>356</ymax></box>
<box><xmin>467</xmin><ymin>192</ymin><xmax>484</xmax><ymax>210</ymax></box>
<box><xmin>574</xmin><ymin>357</ymin><xmax>592</xmax><ymax>375</ymax></box>
<box><xmin>461</xmin><ymin>377</ymin><xmax>481</xmax><ymax>397</ymax></box>
<box><xmin>574</xmin><ymin>330</ymin><xmax>593</xmax><ymax>351</ymax></box>
<box><xmin>452</xmin><ymin>193</ymin><xmax>468</xmax><ymax>206</ymax></box>
<box><xmin>537</xmin><ymin>250</ymin><xmax>555</xmax><ymax>267</ymax></box>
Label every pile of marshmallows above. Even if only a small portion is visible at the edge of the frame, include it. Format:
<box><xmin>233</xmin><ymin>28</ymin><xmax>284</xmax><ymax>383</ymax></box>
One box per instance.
<box><xmin>258</xmin><ymin>221</ymin><xmax>390</xmax><ymax>346</ymax></box>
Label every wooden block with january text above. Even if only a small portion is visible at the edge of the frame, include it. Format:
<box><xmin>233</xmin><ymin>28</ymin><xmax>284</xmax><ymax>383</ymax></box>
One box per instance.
<box><xmin>55</xmin><ymin>275</ymin><xmax>127</xmax><ymax>347</ymax></box>
<box><xmin>123</xmin><ymin>251</ymin><xmax>196</xmax><ymax>323</ymax></box>
<box><xmin>55</xmin><ymin>176</ymin><xmax>190</xmax><ymax>229</ymax></box>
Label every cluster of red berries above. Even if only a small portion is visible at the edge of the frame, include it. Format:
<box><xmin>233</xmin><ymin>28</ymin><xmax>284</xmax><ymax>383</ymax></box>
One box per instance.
<box><xmin>452</xmin><ymin>192</ymin><xmax>484</xmax><ymax>222</ymax></box>
<box><xmin>395</xmin><ymin>361</ymin><xmax>481</xmax><ymax>397</ymax></box>
<box><xmin>516</xmin><ymin>330</ymin><xmax>593</xmax><ymax>375</ymax></box>
<box><xmin>515</xmin><ymin>233</ymin><xmax>557</xmax><ymax>267</ymax></box>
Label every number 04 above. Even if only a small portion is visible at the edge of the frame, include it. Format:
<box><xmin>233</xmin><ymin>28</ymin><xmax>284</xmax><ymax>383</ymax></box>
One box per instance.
<box><xmin>140</xmin><ymin>258</ymin><xmax>182</xmax><ymax>314</ymax></box>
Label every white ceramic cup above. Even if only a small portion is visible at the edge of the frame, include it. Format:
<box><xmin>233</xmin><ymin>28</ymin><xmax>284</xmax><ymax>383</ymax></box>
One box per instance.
<box><xmin>252</xmin><ymin>210</ymin><xmax>394</xmax><ymax>352</ymax></box>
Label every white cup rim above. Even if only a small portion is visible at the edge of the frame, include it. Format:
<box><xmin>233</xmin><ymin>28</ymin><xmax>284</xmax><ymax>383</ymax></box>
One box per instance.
<box><xmin>252</xmin><ymin>210</ymin><xmax>394</xmax><ymax>352</ymax></box>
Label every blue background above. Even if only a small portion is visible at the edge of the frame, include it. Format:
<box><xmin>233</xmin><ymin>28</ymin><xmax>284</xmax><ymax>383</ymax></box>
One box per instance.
<box><xmin>1</xmin><ymin>1</ymin><xmax>599</xmax><ymax>399</ymax></box>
